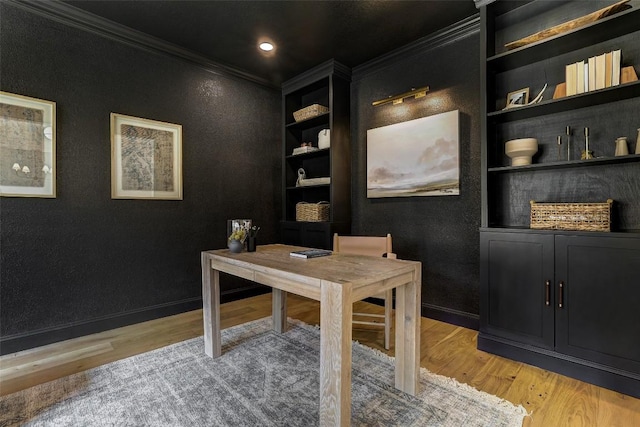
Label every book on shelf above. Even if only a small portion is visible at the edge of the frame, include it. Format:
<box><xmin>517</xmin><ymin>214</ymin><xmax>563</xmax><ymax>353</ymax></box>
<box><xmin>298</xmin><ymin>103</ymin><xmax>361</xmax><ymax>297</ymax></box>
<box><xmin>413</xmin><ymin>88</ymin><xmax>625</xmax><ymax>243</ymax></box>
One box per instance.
<box><xmin>595</xmin><ymin>53</ymin><xmax>606</xmax><ymax>90</ymax></box>
<box><xmin>612</xmin><ymin>49</ymin><xmax>621</xmax><ymax>86</ymax></box>
<box><xmin>565</xmin><ymin>62</ymin><xmax>577</xmax><ymax>96</ymax></box>
<box><xmin>588</xmin><ymin>56</ymin><xmax>597</xmax><ymax>91</ymax></box>
<box><xmin>289</xmin><ymin>249</ymin><xmax>332</xmax><ymax>259</ymax></box>
<box><xmin>576</xmin><ymin>60</ymin><xmax>585</xmax><ymax>94</ymax></box>
<box><xmin>584</xmin><ymin>62</ymin><xmax>589</xmax><ymax>93</ymax></box>
<box><xmin>605</xmin><ymin>51</ymin><xmax>613</xmax><ymax>88</ymax></box>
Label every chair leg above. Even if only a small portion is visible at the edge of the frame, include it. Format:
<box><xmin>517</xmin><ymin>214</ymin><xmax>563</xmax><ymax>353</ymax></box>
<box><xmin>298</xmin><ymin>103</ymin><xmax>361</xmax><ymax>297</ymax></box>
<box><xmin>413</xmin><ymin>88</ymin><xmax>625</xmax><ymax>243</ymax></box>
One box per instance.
<box><xmin>384</xmin><ymin>289</ymin><xmax>393</xmax><ymax>350</ymax></box>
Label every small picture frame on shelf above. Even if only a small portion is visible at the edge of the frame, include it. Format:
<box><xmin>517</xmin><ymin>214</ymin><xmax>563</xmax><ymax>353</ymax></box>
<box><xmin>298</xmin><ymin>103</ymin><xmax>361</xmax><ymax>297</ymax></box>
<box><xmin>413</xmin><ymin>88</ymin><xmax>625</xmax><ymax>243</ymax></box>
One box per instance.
<box><xmin>504</xmin><ymin>87</ymin><xmax>530</xmax><ymax>109</ymax></box>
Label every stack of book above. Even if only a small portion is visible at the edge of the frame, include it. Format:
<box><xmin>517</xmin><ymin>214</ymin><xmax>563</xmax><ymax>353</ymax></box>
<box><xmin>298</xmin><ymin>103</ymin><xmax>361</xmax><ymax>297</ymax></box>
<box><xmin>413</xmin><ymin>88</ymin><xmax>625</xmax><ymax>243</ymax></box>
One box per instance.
<box><xmin>565</xmin><ymin>49</ymin><xmax>621</xmax><ymax>96</ymax></box>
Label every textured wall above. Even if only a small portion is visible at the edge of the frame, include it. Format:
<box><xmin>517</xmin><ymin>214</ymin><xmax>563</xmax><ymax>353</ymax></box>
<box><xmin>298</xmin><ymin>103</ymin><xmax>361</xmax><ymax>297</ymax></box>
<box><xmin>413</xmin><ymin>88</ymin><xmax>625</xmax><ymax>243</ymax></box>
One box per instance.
<box><xmin>351</xmin><ymin>29</ymin><xmax>481</xmax><ymax>322</ymax></box>
<box><xmin>0</xmin><ymin>4</ymin><xmax>281</xmax><ymax>346</ymax></box>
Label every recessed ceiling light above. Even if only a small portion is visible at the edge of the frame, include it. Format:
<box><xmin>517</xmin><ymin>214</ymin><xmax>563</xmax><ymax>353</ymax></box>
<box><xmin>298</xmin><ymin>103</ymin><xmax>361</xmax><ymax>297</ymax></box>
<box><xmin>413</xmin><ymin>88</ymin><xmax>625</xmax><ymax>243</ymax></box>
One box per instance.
<box><xmin>259</xmin><ymin>42</ymin><xmax>274</xmax><ymax>52</ymax></box>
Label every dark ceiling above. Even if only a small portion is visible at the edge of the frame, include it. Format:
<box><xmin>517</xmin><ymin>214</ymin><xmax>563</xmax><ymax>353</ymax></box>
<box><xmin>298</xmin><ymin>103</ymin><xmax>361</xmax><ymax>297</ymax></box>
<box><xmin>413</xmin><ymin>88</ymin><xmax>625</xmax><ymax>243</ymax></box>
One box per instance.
<box><xmin>63</xmin><ymin>0</ymin><xmax>479</xmax><ymax>87</ymax></box>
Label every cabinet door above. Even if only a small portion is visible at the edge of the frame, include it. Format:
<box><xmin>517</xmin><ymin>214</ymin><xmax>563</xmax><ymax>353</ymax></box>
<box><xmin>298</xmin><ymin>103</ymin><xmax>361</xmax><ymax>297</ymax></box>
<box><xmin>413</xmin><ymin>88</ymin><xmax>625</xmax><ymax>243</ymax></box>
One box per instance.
<box><xmin>480</xmin><ymin>231</ymin><xmax>555</xmax><ymax>349</ymax></box>
<box><xmin>555</xmin><ymin>235</ymin><xmax>640</xmax><ymax>375</ymax></box>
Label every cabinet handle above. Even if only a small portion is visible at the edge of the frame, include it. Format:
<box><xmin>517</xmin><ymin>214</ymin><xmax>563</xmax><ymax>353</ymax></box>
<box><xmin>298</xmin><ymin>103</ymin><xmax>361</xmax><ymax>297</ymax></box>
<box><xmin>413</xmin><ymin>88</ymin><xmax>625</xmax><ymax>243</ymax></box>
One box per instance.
<box><xmin>558</xmin><ymin>281</ymin><xmax>564</xmax><ymax>309</ymax></box>
<box><xmin>545</xmin><ymin>280</ymin><xmax>550</xmax><ymax>306</ymax></box>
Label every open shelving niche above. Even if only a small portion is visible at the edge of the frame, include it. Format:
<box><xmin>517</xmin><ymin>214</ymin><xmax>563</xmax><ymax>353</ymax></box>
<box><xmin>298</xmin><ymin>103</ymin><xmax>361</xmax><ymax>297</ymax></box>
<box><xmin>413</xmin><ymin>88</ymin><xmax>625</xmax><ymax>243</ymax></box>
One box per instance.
<box><xmin>280</xmin><ymin>60</ymin><xmax>351</xmax><ymax>249</ymax></box>
<box><xmin>481</xmin><ymin>0</ymin><xmax>640</xmax><ymax>233</ymax></box>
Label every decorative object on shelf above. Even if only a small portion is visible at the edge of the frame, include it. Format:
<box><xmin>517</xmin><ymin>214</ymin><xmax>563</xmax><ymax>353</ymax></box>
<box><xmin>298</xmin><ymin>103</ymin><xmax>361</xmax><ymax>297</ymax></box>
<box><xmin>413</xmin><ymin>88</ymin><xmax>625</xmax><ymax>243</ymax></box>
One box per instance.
<box><xmin>318</xmin><ymin>129</ymin><xmax>330</xmax><ymax>149</ymax></box>
<box><xmin>557</xmin><ymin>135</ymin><xmax>563</xmax><ymax>161</ymax></box>
<box><xmin>111</xmin><ymin>113</ymin><xmax>182</xmax><ymax>200</ymax></box>
<box><xmin>621</xmin><ymin>65</ymin><xmax>639</xmax><ymax>83</ymax></box>
<box><xmin>295</xmin><ymin>168</ymin><xmax>330</xmax><ymax>187</ymax></box>
<box><xmin>582</xmin><ymin>127</ymin><xmax>594</xmax><ymax>159</ymax></box>
<box><xmin>1</xmin><ymin>91</ymin><xmax>56</xmax><ymax>198</ymax></box>
<box><xmin>581</xmin><ymin>150</ymin><xmax>595</xmax><ymax>160</ymax></box>
<box><xmin>636</xmin><ymin>128</ymin><xmax>640</xmax><ymax>154</ymax></box>
<box><xmin>504</xmin><ymin>0</ymin><xmax>631</xmax><ymax>50</ymax></box>
<box><xmin>295</xmin><ymin>201</ymin><xmax>329</xmax><ymax>222</ymax></box>
<box><xmin>246</xmin><ymin>226</ymin><xmax>260</xmax><ymax>252</ymax></box>
<box><xmin>505</xmin><ymin>138</ymin><xmax>538</xmax><ymax>166</ymax></box>
<box><xmin>615</xmin><ymin>137</ymin><xmax>629</xmax><ymax>156</ymax></box>
<box><xmin>503</xmin><ymin>87</ymin><xmax>530</xmax><ymax>109</ymax></box>
<box><xmin>367</xmin><ymin>110</ymin><xmax>459</xmax><ymax>198</ymax></box>
<box><xmin>530</xmin><ymin>199</ymin><xmax>613</xmax><ymax>232</ymax></box>
<box><xmin>528</xmin><ymin>83</ymin><xmax>547</xmax><ymax>105</ymax></box>
<box><xmin>292</xmin><ymin>144</ymin><xmax>318</xmax><ymax>155</ymax></box>
<box><xmin>292</xmin><ymin>104</ymin><xmax>328</xmax><ymax>122</ymax></box>
<box><xmin>371</xmin><ymin>86</ymin><xmax>429</xmax><ymax>107</ymax></box>
<box><xmin>552</xmin><ymin>83</ymin><xmax>567</xmax><ymax>99</ymax></box>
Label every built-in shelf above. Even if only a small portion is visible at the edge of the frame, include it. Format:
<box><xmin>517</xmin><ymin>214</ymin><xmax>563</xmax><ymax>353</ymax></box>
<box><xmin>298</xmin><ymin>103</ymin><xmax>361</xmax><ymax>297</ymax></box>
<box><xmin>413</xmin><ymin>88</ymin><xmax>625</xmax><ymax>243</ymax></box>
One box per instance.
<box><xmin>286</xmin><ymin>184</ymin><xmax>330</xmax><ymax>191</ymax></box>
<box><xmin>285</xmin><ymin>112</ymin><xmax>330</xmax><ymax>129</ymax></box>
<box><xmin>488</xmin><ymin>81</ymin><xmax>640</xmax><ymax>123</ymax></box>
<box><xmin>489</xmin><ymin>154</ymin><xmax>640</xmax><ymax>173</ymax></box>
<box><xmin>285</xmin><ymin>148</ymin><xmax>330</xmax><ymax>160</ymax></box>
<box><xmin>488</xmin><ymin>7</ymin><xmax>640</xmax><ymax>72</ymax></box>
<box><xmin>481</xmin><ymin>226</ymin><xmax>640</xmax><ymax>237</ymax></box>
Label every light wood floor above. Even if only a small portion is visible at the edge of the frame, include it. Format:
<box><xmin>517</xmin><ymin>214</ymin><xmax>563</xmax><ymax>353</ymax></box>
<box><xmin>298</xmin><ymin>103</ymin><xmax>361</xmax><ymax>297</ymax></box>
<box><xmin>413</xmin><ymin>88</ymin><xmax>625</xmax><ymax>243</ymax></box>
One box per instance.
<box><xmin>1</xmin><ymin>293</ymin><xmax>639</xmax><ymax>426</ymax></box>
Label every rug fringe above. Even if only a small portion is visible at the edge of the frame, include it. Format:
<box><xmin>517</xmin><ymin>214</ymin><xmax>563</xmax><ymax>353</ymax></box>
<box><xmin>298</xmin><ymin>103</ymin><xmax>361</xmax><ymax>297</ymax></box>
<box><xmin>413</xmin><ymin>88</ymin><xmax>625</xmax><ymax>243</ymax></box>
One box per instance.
<box><xmin>286</xmin><ymin>316</ymin><xmax>529</xmax><ymax>424</ymax></box>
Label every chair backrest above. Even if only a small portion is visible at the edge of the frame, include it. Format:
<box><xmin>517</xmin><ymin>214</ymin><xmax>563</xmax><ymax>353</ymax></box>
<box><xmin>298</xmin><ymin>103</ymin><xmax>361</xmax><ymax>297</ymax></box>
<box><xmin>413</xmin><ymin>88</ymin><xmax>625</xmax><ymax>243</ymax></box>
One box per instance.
<box><xmin>332</xmin><ymin>233</ymin><xmax>395</xmax><ymax>258</ymax></box>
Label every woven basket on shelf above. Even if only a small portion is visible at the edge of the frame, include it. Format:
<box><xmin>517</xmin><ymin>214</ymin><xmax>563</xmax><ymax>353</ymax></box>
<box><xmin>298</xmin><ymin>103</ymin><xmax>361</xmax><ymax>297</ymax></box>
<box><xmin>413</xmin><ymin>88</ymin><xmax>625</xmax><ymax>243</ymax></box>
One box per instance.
<box><xmin>293</xmin><ymin>104</ymin><xmax>329</xmax><ymax>122</ymax></box>
<box><xmin>296</xmin><ymin>201</ymin><xmax>330</xmax><ymax>222</ymax></box>
<box><xmin>530</xmin><ymin>199</ymin><xmax>613</xmax><ymax>232</ymax></box>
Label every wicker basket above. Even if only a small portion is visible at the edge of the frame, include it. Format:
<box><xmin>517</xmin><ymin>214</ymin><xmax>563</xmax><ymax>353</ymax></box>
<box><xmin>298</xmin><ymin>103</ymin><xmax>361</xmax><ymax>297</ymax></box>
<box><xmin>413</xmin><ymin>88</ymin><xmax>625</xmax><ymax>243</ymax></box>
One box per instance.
<box><xmin>530</xmin><ymin>199</ymin><xmax>613</xmax><ymax>232</ymax></box>
<box><xmin>296</xmin><ymin>201</ymin><xmax>330</xmax><ymax>222</ymax></box>
<box><xmin>293</xmin><ymin>104</ymin><xmax>329</xmax><ymax>122</ymax></box>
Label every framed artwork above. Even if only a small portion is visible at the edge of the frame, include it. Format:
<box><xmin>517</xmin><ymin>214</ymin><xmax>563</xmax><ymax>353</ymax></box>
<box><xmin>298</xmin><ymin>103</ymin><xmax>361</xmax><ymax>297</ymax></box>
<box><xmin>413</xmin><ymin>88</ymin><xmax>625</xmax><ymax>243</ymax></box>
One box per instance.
<box><xmin>0</xmin><ymin>91</ymin><xmax>56</xmax><ymax>198</ymax></box>
<box><xmin>505</xmin><ymin>87</ymin><xmax>530</xmax><ymax>109</ymax></box>
<box><xmin>111</xmin><ymin>113</ymin><xmax>182</xmax><ymax>200</ymax></box>
<box><xmin>227</xmin><ymin>219</ymin><xmax>252</xmax><ymax>239</ymax></box>
<box><xmin>367</xmin><ymin>110</ymin><xmax>459</xmax><ymax>198</ymax></box>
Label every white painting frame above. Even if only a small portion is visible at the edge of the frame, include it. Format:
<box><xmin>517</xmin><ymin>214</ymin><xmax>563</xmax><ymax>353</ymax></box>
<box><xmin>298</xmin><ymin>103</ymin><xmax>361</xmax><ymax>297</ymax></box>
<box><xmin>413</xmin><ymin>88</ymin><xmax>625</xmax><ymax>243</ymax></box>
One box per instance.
<box><xmin>367</xmin><ymin>110</ymin><xmax>459</xmax><ymax>198</ymax></box>
<box><xmin>111</xmin><ymin>113</ymin><xmax>182</xmax><ymax>200</ymax></box>
<box><xmin>0</xmin><ymin>91</ymin><xmax>56</xmax><ymax>198</ymax></box>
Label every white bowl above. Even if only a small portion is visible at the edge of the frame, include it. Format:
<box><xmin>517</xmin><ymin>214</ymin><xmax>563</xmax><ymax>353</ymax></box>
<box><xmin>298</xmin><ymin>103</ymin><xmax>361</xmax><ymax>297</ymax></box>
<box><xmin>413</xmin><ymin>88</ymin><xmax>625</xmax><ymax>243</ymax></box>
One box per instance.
<box><xmin>505</xmin><ymin>138</ymin><xmax>538</xmax><ymax>166</ymax></box>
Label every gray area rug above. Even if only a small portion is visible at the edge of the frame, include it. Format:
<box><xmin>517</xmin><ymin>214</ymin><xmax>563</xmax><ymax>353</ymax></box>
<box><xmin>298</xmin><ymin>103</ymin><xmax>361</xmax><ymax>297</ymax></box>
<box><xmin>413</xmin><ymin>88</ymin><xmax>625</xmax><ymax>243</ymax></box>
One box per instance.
<box><xmin>1</xmin><ymin>317</ymin><xmax>526</xmax><ymax>426</ymax></box>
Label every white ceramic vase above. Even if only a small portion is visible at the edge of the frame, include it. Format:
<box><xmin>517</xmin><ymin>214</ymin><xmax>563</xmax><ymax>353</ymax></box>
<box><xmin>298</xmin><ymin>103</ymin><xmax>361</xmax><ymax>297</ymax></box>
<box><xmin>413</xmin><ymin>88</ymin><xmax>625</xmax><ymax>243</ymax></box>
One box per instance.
<box><xmin>505</xmin><ymin>138</ymin><xmax>538</xmax><ymax>166</ymax></box>
<box><xmin>318</xmin><ymin>129</ymin><xmax>330</xmax><ymax>149</ymax></box>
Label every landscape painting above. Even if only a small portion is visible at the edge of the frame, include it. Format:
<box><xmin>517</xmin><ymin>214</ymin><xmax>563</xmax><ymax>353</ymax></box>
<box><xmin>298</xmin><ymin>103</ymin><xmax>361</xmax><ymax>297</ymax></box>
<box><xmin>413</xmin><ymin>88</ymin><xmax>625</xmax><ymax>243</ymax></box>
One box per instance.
<box><xmin>367</xmin><ymin>110</ymin><xmax>459</xmax><ymax>198</ymax></box>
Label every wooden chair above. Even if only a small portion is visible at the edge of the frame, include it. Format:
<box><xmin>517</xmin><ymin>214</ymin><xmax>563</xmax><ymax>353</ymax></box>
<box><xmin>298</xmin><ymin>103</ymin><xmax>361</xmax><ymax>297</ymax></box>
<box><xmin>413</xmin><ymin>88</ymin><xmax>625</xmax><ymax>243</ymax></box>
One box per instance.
<box><xmin>332</xmin><ymin>233</ymin><xmax>396</xmax><ymax>349</ymax></box>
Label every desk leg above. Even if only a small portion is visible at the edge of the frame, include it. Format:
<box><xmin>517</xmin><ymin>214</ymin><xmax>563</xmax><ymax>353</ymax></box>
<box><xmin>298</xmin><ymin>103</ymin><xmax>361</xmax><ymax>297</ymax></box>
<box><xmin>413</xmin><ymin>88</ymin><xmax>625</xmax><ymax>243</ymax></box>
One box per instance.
<box><xmin>201</xmin><ymin>254</ymin><xmax>221</xmax><ymax>358</ymax></box>
<box><xmin>272</xmin><ymin>289</ymin><xmax>287</xmax><ymax>333</ymax></box>
<box><xmin>319</xmin><ymin>281</ymin><xmax>352</xmax><ymax>427</ymax></box>
<box><xmin>394</xmin><ymin>265</ymin><xmax>421</xmax><ymax>395</ymax></box>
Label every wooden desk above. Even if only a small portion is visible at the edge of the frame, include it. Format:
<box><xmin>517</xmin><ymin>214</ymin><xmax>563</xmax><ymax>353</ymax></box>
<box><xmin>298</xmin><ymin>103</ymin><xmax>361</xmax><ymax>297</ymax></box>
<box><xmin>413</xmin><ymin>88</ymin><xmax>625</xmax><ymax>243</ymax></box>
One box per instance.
<box><xmin>201</xmin><ymin>244</ymin><xmax>421</xmax><ymax>427</ymax></box>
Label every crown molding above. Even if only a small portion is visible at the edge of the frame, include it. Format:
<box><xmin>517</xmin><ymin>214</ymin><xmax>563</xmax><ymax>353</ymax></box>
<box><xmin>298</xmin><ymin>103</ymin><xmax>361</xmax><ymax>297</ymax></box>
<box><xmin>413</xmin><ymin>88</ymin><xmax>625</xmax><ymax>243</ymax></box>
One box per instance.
<box><xmin>4</xmin><ymin>0</ymin><xmax>278</xmax><ymax>89</ymax></box>
<box><xmin>474</xmin><ymin>0</ymin><xmax>498</xmax><ymax>8</ymax></box>
<box><xmin>282</xmin><ymin>59</ymin><xmax>351</xmax><ymax>93</ymax></box>
<box><xmin>352</xmin><ymin>14</ymin><xmax>480</xmax><ymax>81</ymax></box>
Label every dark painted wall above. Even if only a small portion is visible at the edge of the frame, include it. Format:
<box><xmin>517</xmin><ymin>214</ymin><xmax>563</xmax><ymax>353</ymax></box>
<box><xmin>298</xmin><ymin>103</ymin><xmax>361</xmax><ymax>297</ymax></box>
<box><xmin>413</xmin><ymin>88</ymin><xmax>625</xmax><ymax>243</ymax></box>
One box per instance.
<box><xmin>0</xmin><ymin>3</ymin><xmax>281</xmax><ymax>351</ymax></box>
<box><xmin>351</xmin><ymin>24</ymin><xmax>481</xmax><ymax>325</ymax></box>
